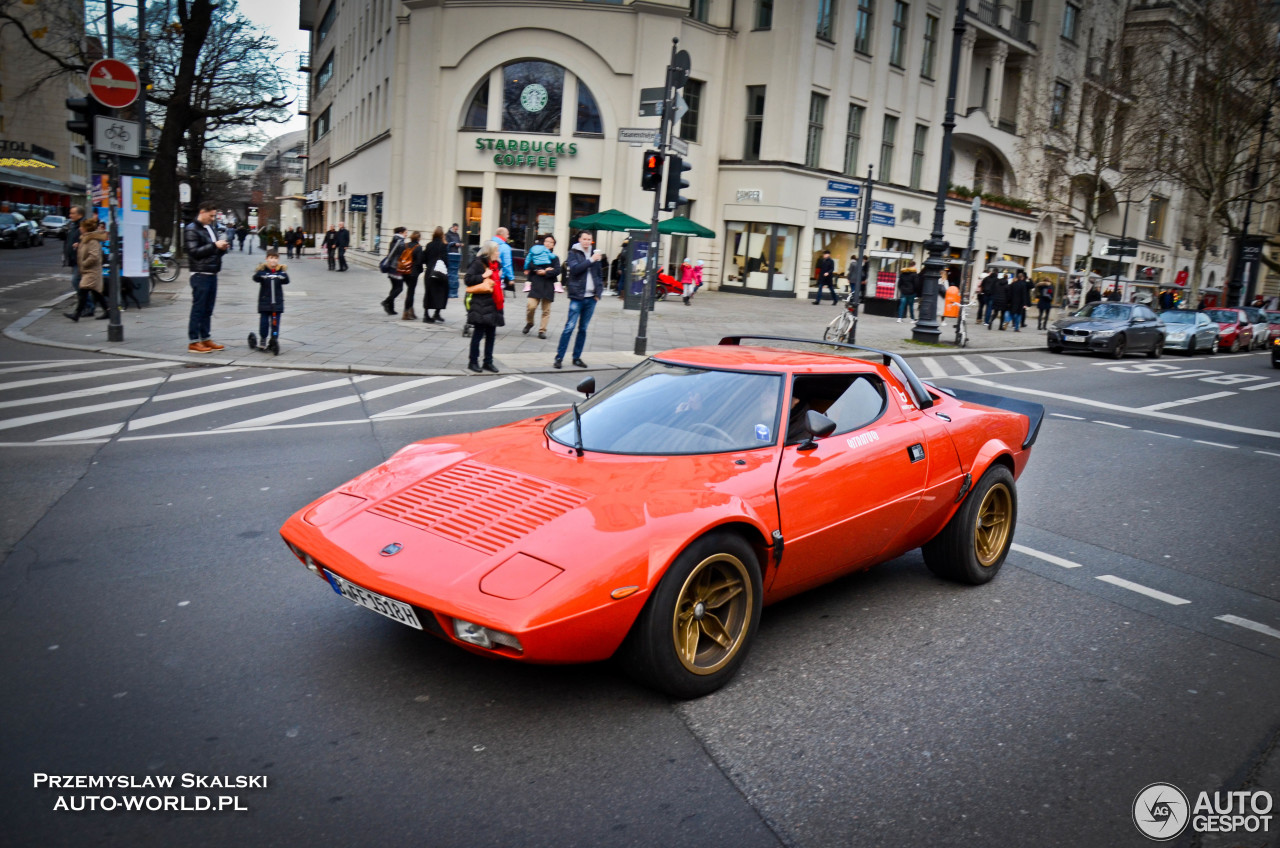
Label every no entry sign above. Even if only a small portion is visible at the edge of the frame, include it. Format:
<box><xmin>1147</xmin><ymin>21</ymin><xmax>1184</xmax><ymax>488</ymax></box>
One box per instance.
<box><xmin>87</xmin><ymin>59</ymin><xmax>140</xmax><ymax>109</ymax></box>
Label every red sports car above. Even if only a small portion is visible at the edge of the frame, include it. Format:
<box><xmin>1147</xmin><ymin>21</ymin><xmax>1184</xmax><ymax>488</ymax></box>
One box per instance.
<box><xmin>281</xmin><ymin>337</ymin><xmax>1043</xmax><ymax>697</ymax></box>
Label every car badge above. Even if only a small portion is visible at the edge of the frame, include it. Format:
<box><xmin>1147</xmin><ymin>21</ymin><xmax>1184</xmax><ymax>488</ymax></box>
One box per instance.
<box><xmin>379</xmin><ymin>543</ymin><xmax>403</xmax><ymax>557</ymax></box>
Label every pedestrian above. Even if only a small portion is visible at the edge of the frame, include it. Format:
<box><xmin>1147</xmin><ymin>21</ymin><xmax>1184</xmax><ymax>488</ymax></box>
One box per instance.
<box><xmin>1035</xmin><ymin>279</ymin><xmax>1054</xmax><ymax>329</ymax></box>
<box><xmin>464</xmin><ymin>240</ymin><xmax>504</xmax><ymax>373</ymax></box>
<box><xmin>295</xmin><ymin>227</ymin><xmax>307</xmax><ymax>257</ymax></box>
<box><xmin>63</xmin><ymin>217</ymin><xmax>110</xmax><ymax>322</ymax></box>
<box><xmin>249</xmin><ymin>249</ymin><xmax>289</xmax><ymax>354</ymax></box>
<box><xmin>284</xmin><ymin>226</ymin><xmax>295</xmax><ymax>259</ymax></box>
<box><xmin>1085</xmin><ymin>284</ymin><xmax>1102</xmax><ymax>305</ymax></box>
<box><xmin>522</xmin><ymin>234</ymin><xmax>560</xmax><ymax>338</ymax></box>
<box><xmin>813</xmin><ymin>250</ymin><xmax>837</xmax><ymax>305</ymax></box>
<box><xmin>896</xmin><ymin>264</ymin><xmax>920</xmax><ymax>322</ymax></box>
<box><xmin>554</xmin><ymin>230</ymin><xmax>604</xmax><ymax>369</ymax></box>
<box><xmin>236</xmin><ymin>224</ymin><xmax>247</xmax><ymax>251</ymax></box>
<box><xmin>989</xmin><ymin>274</ymin><xmax>1010</xmax><ymax>329</ymax></box>
<box><xmin>693</xmin><ymin>259</ymin><xmax>704</xmax><ymax>296</ymax></box>
<box><xmin>322</xmin><ymin>225</ymin><xmax>337</xmax><ymax>270</ymax></box>
<box><xmin>492</xmin><ymin>226</ymin><xmax>515</xmax><ymax>290</ymax></box>
<box><xmin>1105</xmin><ymin>286</ymin><xmax>1121</xmax><ymax>302</ymax></box>
<box><xmin>335</xmin><ymin>221</ymin><xmax>350</xmax><ymax>271</ymax></box>
<box><xmin>395</xmin><ymin>231</ymin><xmax>423</xmax><ymax>320</ymax></box>
<box><xmin>1160</xmin><ymin>288</ymin><xmax>1174</xmax><ymax>311</ymax></box>
<box><xmin>610</xmin><ymin>239</ymin><xmax>629</xmax><ymax>296</ymax></box>
<box><xmin>379</xmin><ymin>226</ymin><xmax>409</xmax><ymax>314</ymax></box>
<box><xmin>980</xmin><ymin>270</ymin><xmax>999</xmax><ymax>325</ymax></box>
<box><xmin>422</xmin><ymin>226</ymin><xmax>450</xmax><ymax>324</ymax></box>
<box><xmin>183</xmin><ymin>201</ymin><xmax>231</xmax><ymax>353</ymax></box>
<box><xmin>64</xmin><ymin>204</ymin><xmax>84</xmax><ymax>296</ymax></box>
<box><xmin>1006</xmin><ymin>270</ymin><xmax>1030</xmax><ymax>332</ymax></box>
<box><xmin>446</xmin><ymin>223</ymin><xmax>462</xmax><ymax>251</ymax></box>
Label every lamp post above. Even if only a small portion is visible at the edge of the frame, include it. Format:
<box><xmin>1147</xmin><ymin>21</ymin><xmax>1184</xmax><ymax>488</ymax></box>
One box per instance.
<box><xmin>1231</xmin><ymin>74</ymin><xmax>1278</xmax><ymax>307</ymax></box>
<box><xmin>912</xmin><ymin>0</ymin><xmax>968</xmax><ymax>342</ymax></box>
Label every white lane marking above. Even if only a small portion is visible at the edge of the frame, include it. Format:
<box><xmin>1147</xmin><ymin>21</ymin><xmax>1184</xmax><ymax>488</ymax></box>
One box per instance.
<box><xmin>1141</xmin><ymin>391</ymin><xmax>1237</xmax><ymax>411</ymax></box>
<box><xmin>41</xmin><ymin>423</ymin><xmax>124</xmax><ymax>441</ymax></box>
<box><xmin>151</xmin><ymin>370</ymin><xmax>306</xmax><ymax>401</ymax></box>
<box><xmin>916</xmin><ymin>357</ymin><xmax>947</xmax><ymax>379</ymax></box>
<box><xmin>1194</xmin><ymin>440</ymin><xmax>1237</xmax><ymax>449</ymax></box>
<box><xmin>1050</xmin><ymin>412</ymin><xmax>1086</xmax><ymax>420</ymax></box>
<box><xmin>1095</xmin><ymin>575</ymin><xmax>1191</xmax><ymax>606</ymax></box>
<box><xmin>1243</xmin><ymin>381</ymin><xmax>1280</xmax><ymax>391</ymax></box>
<box><xmin>1094</xmin><ymin>420</ymin><xmax>1131</xmax><ymax>429</ymax></box>
<box><xmin>0</xmin><ymin>359</ymin><xmax>131</xmax><ymax>375</ymax></box>
<box><xmin>950</xmin><ymin>356</ymin><xmax>984</xmax><ymax>375</ymax></box>
<box><xmin>127</xmin><ymin>376</ymin><xmax>376</xmax><ymax>431</ymax></box>
<box><xmin>1257</xmin><ymin>450</ymin><xmax>1280</xmax><ymax>458</ymax></box>
<box><xmin>372</xmin><ymin>378</ymin><xmax>517</xmax><ymax>418</ymax></box>
<box><xmin>489</xmin><ymin>387</ymin><xmax>562</xmax><ymax>409</ymax></box>
<box><xmin>1216</xmin><ymin>615</ymin><xmax>1280</xmax><ymax>640</ymax></box>
<box><xmin>0</xmin><ymin>362</ymin><xmax>180</xmax><ymax>392</ymax></box>
<box><xmin>1010</xmin><ymin>543</ymin><xmax>1082</xmax><ymax>569</ymax></box>
<box><xmin>0</xmin><ymin>376</ymin><xmax>168</xmax><ymax>410</ymax></box>
<box><xmin>949</xmin><ymin>376</ymin><xmax>1280</xmax><ymax>439</ymax></box>
<box><xmin>1004</xmin><ymin>357</ymin><xmax>1049</xmax><ymax>371</ymax></box>
<box><xmin>0</xmin><ymin>439</ymin><xmax>111</xmax><ymax>447</ymax></box>
<box><xmin>514</xmin><ymin>374</ymin><xmax>586</xmax><ymax>395</ymax></box>
<box><xmin>0</xmin><ymin>397</ymin><xmax>148</xmax><ymax>432</ymax></box>
<box><xmin>167</xmin><ymin>366</ymin><xmax>242</xmax><ymax>381</ymax></box>
<box><xmin>360</xmin><ymin>376</ymin><xmax>452</xmax><ymax>401</ymax></box>
<box><xmin>977</xmin><ymin>354</ymin><xmax>1019</xmax><ymax>373</ymax></box>
<box><xmin>1140</xmin><ymin>430</ymin><xmax>1181</xmax><ymax>439</ymax></box>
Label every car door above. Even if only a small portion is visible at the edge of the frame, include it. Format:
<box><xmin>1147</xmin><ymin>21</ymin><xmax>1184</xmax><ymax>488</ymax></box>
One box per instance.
<box><xmin>770</xmin><ymin>372</ymin><xmax>927</xmax><ymax>596</ymax></box>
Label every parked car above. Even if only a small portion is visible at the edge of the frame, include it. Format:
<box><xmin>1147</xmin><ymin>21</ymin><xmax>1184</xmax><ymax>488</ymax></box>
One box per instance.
<box><xmin>0</xmin><ymin>211</ymin><xmax>37</xmax><ymax>248</ymax></box>
<box><xmin>1267</xmin><ymin>311</ymin><xmax>1280</xmax><ymax>347</ymax></box>
<box><xmin>1273</xmin><ymin>334</ymin><xmax>1280</xmax><ymax>369</ymax></box>
<box><xmin>1202</xmin><ymin>308</ymin><xmax>1254</xmax><ymax>353</ymax></box>
<box><xmin>38</xmin><ymin>215</ymin><xmax>69</xmax><ymax>239</ymax></box>
<box><xmin>280</xmin><ymin>338</ymin><xmax>1044</xmax><ymax>697</ymax></box>
<box><xmin>1047</xmin><ymin>302</ymin><xmax>1166</xmax><ymax>359</ymax></box>
<box><xmin>1159</xmin><ymin>309</ymin><xmax>1219</xmax><ymax>355</ymax></box>
<box><xmin>1239</xmin><ymin>306</ymin><xmax>1271</xmax><ymax>350</ymax></box>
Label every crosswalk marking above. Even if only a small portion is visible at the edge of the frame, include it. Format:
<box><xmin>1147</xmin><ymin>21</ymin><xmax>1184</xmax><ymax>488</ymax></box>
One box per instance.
<box><xmin>915</xmin><ymin>357</ymin><xmax>947</xmax><ymax>379</ymax></box>
<box><xmin>125</xmin><ymin>376</ymin><xmax>377</xmax><ymax>431</ymax></box>
<box><xmin>151</xmin><ymin>370</ymin><xmax>306</xmax><ymax>401</ymax></box>
<box><xmin>0</xmin><ymin>396</ymin><xmax>149</xmax><ymax>432</ymax></box>
<box><xmin>372</xmin><ymin>377</ymin><xmax>516</xmax><ymax>418</ymax></box>
<box><xmin>949</xmin><ymin>356</ymin><xmax>984</xmax><ymax>375</ymax></box>
<box><xmin>0</xmin><ymin>376</ymin><xmax>169</xmax><ymax>410</ymax></box>
<box><xmin>489</xmin><ymin>387</ymin><xmax>564</xmax><ymax>409</ymax></box>
<box><xmin>0</xmin><ymin>359</ymin><xmax>125</xmax><ymax>375</ymax></box>
<box><xmin>221</xmin><ymin>377</ymin><xmax>449</xmax><ymax>428</ymax></box>
<box><xmin>359</xmin><ymin>376</ymin><xmax>452</xmax><ymax>401</ymax></box>
<box><xmin>0</xmin><ymin>362</ymin><xmax>181</xmax><ymax>392</ymax></box>
<box><xmin>976</xmin><ymin>354</ymin><xmax>1019</xmax><ymax>373</ymax></box>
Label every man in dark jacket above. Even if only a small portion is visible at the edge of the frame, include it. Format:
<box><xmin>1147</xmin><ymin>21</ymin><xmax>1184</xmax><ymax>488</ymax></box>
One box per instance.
<box><xmin>335</xmin><ymin>222</ymin><xmax>350</xmax><ymax>270</ymax></box>
<box><xmin>64</xmin><ymin>204</ymin><xmax>84</xmax><ymax>294</ymax></box>
<box><xmin>554</xmin><ymin>231</ymin><xmax>604</xmax><ymax>369</ymax></box>
<box><xmin>1006</xmin><ymin>270</ymin><xmax>1031</xmax><ymax>331</ymax></box>
<box><xmin>896</xmin><ymin>265</ymin><xmax>920</xmax><ymax>322</ymax></box>
<box><xmin>322</xmin><ymin>226</ymin><xmax>337</xmax><ymax>270</ymax></box>
<box><xmin>980</xmin><ymin>271</ymin><xmax>1000</xmax><ymax>326</ymax></box>
<box><xmin>989</xmin><ymin>274</ymin><xmax>1011</xmax><ymax>329</ymax></box>
<box><xmin>813</xmin><ymin>251</ymin><xmax>837</xmax><ymax>305</ymax></box>
<box><xmin>184</xmin><ymin>201</ymin><xmax>230</xmax><ymax>353</ymax></box>
<box><xmin>380</xmin><ymin>226</ymin><xmax>408</xmax><ymax>315</ymax></box>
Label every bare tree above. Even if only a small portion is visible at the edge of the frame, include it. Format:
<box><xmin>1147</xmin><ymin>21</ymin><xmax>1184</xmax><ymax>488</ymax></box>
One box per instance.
<box><xmin>0</xmin><ymin>0</ymin><xmax>92</xmax><ymax>96</ymax></box>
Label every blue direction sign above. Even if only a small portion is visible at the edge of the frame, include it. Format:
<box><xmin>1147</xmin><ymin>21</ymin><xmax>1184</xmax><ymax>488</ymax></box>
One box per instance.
<box><xmin>826</xmin><ymin>179</ymin><xmax>861</xmax><ymax>195</ymax></box>
<box><xmin>870</xmin><ymin>212</ymin><xmax>895</xmax><ymax>227</ymax></box>
<box><xmin>818</xmin><ymin>209</ymin><xmax>858</xmax><ymax>221</ymax></box>
<box><xmin>871</xmin><ymin>200</ymin><xmax>894</xmax><ymax>214</ymax></box>
<box><xmin>819</xmin><ymin>196</ymin><xmax>858</xmax><ymax>208</ymax></box>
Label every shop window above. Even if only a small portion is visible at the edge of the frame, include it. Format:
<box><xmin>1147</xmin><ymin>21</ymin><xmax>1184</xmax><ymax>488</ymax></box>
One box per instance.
<box><xmin>576</xmin><ymin>80</ymin><xmax>603</xmax><ymax>135</ymax></box>
<box><xmin>502</xmin><ymin>61</ymin><xmax>563</xmax><ymax>134</ymax></box>
<box><xmin>725</xmin><ymin>221</ymin><xmax>798</xmax><ymax>294</ymax></box>
<box><xmin>463</xmin><ymin>78</ymin><xmax>489</xmax><ymax>131</ymax></box>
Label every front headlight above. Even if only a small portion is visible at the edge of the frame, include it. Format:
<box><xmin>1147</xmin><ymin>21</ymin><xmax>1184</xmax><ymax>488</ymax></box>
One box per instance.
<box><xmin>1091</xmin><ymin>329</ymin><xmax>1117</xmax><ymax>338</ymax></box>
<box><xmin>1166</xmin><ymin>330</ymin><xmax>1188</xmax><ymax>340</ymax></box>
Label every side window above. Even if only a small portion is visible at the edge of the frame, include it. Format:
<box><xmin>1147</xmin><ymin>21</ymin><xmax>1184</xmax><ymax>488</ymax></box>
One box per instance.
<box><xmin>787</xmin><ymin>374</ymin><xmax>887</xmax><ymax>444</ymax></box>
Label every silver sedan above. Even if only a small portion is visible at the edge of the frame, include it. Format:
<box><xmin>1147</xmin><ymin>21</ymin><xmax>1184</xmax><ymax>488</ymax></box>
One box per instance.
<box><xmin>1159</xmin><ymin>310</ymin><xmax>1219</xmax><ymax>355</ymax></box>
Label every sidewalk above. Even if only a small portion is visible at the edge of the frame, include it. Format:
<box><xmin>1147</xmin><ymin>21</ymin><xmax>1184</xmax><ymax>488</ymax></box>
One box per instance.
<box><xmin>7</xmin><ymin>247</ymin><xmax>1049</xmax><ymax>375</ymax></box>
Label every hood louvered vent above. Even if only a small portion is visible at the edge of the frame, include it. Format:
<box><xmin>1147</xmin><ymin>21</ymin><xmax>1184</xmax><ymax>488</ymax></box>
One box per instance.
<box><xmin>370</xmin><ymin>461</ymin><xmax>589</xmax><ymax>555</ymax></box>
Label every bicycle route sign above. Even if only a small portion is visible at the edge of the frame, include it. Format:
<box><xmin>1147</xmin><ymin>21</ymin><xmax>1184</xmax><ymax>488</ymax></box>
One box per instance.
<box><xmin>94</xmin><ymin>116</ymin><xmax>140</xmax><ymax>157</ymax></box>
<box><xmin>87</xmin><ymin>59</ymin><xmax>140</xmax><ymax>109</ymax></box>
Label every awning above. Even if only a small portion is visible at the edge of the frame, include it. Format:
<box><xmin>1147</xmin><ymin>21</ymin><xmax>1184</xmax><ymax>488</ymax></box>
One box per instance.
<box><xmin>868</xmin><ymin>249</ymin><xmax>913</xmax><ymax>260</ymax></box>
<box><xmin>657</xmin><ymin>216</ymin><xmax>715</xmax><ymax>237</ymax></box>
<box><xmin>0</xmin><ymin>166</ymin><xmax>77</xmax><ymax>194</ymax></box>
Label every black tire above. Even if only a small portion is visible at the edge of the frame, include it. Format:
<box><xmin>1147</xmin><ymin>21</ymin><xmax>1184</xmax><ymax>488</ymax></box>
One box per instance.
<box><xmin>620</xmin><ymin>532</ymin><xmax>763</xmax><ymax>699</ymax></box>
<box><xmin>1187</xmin><ymin>337</ymin><xmax>1196</xmax><ymax>356</ymax></box>
<box><xmin>1230</xmin><ymin>337</ymin><xmax>1239</xmax><ymax>353</ymax></box>
<box><xmin>156</xmin><ymin>257</ymin><xmax>179</xmax><ymax>283</ymax></box>
<box><xmin>1210</xmin><ymin>338</ymin><xmax>1219</xmax><ymax>355</ymax></box>
<box><xmin>1110</xmin><ymin>336</ymin><xmax>1127</xmax><ymax>359</ymax></box>
<box><xmin>656</xmin><ymin>289</ymin><xmax>667</xmax><ymax>301</ymax></box>
<box><xmin>1147</xmin><ymin>338</ymin><xmax>1163</xmax><ymax>359</ymax></box>
<box><xmin>824</xmin><ymin>316</ymin><xmax>851</xmax><ymax>343</ymax></box>
<box><xmin>922</xmin><ymin>464</ymin><xmax>1017</xmax><ymax>585</ymax></box>
<box><xmin>1048</xmin><ymin>344</ymin><xmax>1063</xmax><ymax>353</ymax></box>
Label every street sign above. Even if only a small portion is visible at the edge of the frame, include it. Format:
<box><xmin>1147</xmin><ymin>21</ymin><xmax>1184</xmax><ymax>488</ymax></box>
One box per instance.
<box><xmin>826</xmin><ymin>178</ymin><xmax>861</xmax><ymax>195</ymax></box>
<box><xmin>638</xmin><ymin>86</ymin><xmax>665</xmax><ymax>117</ymax></box>
<box><xmin>94</xmin><ymin>116</ymin><xmax>139</xmax><ymax>157</ymax></box>
<box><xmin>870</xmin><ymin>213</ymin><xmax>896</xmax><ymax>227</ymax></box>
<box><xmin>871</xmin><ymin>200</ymin><xmax>894</xmax><ymax>214</ymax></box>
<box><xmin>618</xmin><ymin>127</ymin><xmax>660</xmax><ymax>145</ymax></box>
<box><xmin>818</xmin><ymin>209</ymin><xmax>857</xmax><ymax>221</ymax></box>
<box><xmin>670</xmin><ymin>50</ymin><xmax>691</xmax><ymax>89</ymax></box>
<box><xmin>87</xmin><ymin>59</ymin><xmax>140</xmax><ymax>109</ymax></box>
<box><xmin>668</xmin><ymin>135</ymin><xmax>689</xmax><ymax>157</ymax></box>
<box><xmin>819</xmin><ymin>197</ymin><xmax>857</xmax><ymax>209</ymax></box>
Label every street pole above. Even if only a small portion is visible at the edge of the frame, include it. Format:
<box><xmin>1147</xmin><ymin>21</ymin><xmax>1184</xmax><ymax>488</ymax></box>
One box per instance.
<box><xmin>1113</xmin><ymin>189</ymin><xmax>1132</xmax><ymax>302</ymax></box>
<box><xmin>912</xmin><ymin>0</ymin><xmax>967</xmax><ymax>343</ymax></box>
<box><xmin>635</xmin><ymin>38</ymin><xmax>679</xmax><ymax>357</ymax></box>
<box><xmin>1232</xmin><ymin>87</ymin><xmax>1274</xmax><ymax>307</ymax></box>
<box><xmin>955</xmin><ymin>195</ymin><xmax>980</xmax><ymax>346</ymax></box>
<box><xmin>847</xmin><ymin>165</ymin><xmax>874</xmax><ymax>345</ymax></box>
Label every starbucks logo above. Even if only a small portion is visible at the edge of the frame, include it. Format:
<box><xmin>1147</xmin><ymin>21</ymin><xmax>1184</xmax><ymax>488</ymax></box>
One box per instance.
<box><xmin>520</xmin><ymin>83</ymin><xmax>549</xmax><ymax>113</ymax></box>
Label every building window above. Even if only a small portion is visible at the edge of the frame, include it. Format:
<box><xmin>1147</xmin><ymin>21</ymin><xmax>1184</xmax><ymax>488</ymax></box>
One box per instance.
<box><xmin>910</xmin><ymin>124</ymin><xmax>927</xmax><ymax>189</ymax></box>
<box><xmin>689</xmin><ymin>0</ymin><xmax>709</xmax><ymax>23</ymax></box>
<box><xmin>1050</xmin><ymin>81</ymin><xmax>1069</xmax><ymax>130</ymax></box>
<box><xmin>501</xmin><ymin>61</ymin><xmax>563</xmax><ymax>134</ymax></box>
<box><xmin>806</xmin><ymin>93</ymin><xmax>827</xmax><ymax>168</ymax></box>
<box><xmin>576</xmin><ymin>79</ymin><xmax>603</xmax><ymax>134</ymax></box>
<box><xmin>679</xmin><ymin>79</ymin><xmax>703</xmax><ymax>142</ymax></box>
<box><xmin>889</xmin><ymin>2</ymin><xmax>908</xmax><ymax>68</ymax></box>
<box><xmin>1062</xmin><ymin>3</ymin><xmax>1079</xmax><ymax>42</ymax></box>
<box><xmin>317</xmin><ymin>1</ymin><xmax>337</xmax><ymax>45</ymax></box>
<box><xmin>855</xmin><ymin>0</ymin><xmax>875</xmax><ymax>55</ymax></box>
<box><xmin>463</xmin><ymin>78</ymin><xmax>489</xmax><ymax>130</ymax></box>
<box><xmin>315</xmin><ymin>52</ymin><xmax>334</xmax><ymax>93</ymax></box>
<box><xmin>880</xmin><ymin>115</ymin><xmax>898</xmax><ymax>183</ymax></box>
<box><xmin>755</xmin><ymin>0</ymin><xmax>773</xmax><ymax>29</ymax></box>
<box><xmin>1147</xmin><ymin>196</ymin><xmax>1168</xmax><ymax>242</ymax></box>
<box><xmin>844</xmin><ymin>104</ymin><xmax>865</xmax><ymax>176</ymax></box>
<box><xmin>921</xmin><ymin>14</ymin><xmax>938</xmax><ymax>79</ymax></box>
<box><xmin>817</xmin><ymin>0</ymin><xmax>835</xmax><ymax>40</ymax></box>
<box><xmin>745</xmin><ymin>86</ymin><xmax>766</xmax><ymax>161</ymax></box>
<box><xmin>313</xmin><ymin>106</ymin><xmax>331</xmax><ymax>141</ymax></box>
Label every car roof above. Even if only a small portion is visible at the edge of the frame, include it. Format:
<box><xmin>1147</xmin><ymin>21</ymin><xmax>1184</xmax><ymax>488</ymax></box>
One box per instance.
<box><xmin>655</xmin><ymin>344</ymin><xmax>884</xmax><ymax>374</ymax></box>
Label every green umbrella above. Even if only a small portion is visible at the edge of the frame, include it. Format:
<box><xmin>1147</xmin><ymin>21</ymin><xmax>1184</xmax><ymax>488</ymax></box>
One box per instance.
<box><xmin>567</xmin><ymin>208</ymin><xmax>648</xmax><ymax>232</ymax></box>
<box><xmin>656</xmin><ymin>216</ymin><xmax>715</xmax><ymax>237</ymax></box>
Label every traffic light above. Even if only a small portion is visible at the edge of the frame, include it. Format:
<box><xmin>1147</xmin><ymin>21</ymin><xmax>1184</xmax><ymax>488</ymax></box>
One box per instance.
<box><xmin>642</xmin><ymin>149</ymin><xmax>664</xmax><ymax>191</ymax></box>
<box><xmin>66</xmin><ymin>97</ymin><xmax>102</xmax><ymax>138</ymax></box>
<box><xmin>663</xmin><ymin>155</ymin><xmax>691</xmax><ymax>211</ymax></box>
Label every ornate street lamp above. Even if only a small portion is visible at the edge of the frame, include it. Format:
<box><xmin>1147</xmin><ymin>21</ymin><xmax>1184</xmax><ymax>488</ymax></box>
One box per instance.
<box><xmin>912</xmin><ymin>0</ymin><xmax>969</xmax><ymax>343</ymax></box>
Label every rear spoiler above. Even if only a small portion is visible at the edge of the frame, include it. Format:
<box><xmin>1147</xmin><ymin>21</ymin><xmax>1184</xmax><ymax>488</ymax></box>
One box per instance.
<box><xmin>930</xmin><ymin>384</ymin><xmax>1045</xmax><ymax>449</ymax></box>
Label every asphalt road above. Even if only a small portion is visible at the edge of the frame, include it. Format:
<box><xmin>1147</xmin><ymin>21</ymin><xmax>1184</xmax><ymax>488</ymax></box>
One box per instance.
<box><xmin>1</xmin><ymin>248</ymin><xmax>1278</xmax><ymax>847</ymax></box>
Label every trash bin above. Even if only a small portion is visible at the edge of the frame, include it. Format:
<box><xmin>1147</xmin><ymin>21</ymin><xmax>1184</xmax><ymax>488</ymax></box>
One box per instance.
<box><xmin>448</xmin><ymin>251</ymin><xmax>461</xmax><ymax>298</ymax></box>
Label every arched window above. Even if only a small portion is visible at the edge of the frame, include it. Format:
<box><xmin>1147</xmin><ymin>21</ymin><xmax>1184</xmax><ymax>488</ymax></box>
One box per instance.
<box><xmin>463</xmin><ymin>79</ymin><xmax>489</xmax><ymax>130</ymax></box>
<box><xmin>460</xmin><ymin>62</ymin><xmax>604</xmax><ymax>135</ymax></box>
<box><xmin>576</xmin><ymin>79</ymin><xmax>603</xmax><ymax>135</ymax></box>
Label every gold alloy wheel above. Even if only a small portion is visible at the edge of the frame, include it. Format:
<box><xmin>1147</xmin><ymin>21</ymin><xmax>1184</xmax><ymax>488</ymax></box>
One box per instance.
<box><xmin>671</xmin><ymin>554</ymin><xmax>752</xmax><ymax>675</ymax></box>
<box><xmin>974</xmin><ymin>482</ymin><xmax>1013</xmax><ymax>567</ymax></box>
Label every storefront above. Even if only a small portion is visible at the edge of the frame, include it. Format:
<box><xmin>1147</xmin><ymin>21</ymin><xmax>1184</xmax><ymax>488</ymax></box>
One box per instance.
<box><xmin>721</xmin><ymin>221</ymin><xmax>800</xmax><ymax>296</ymax></box>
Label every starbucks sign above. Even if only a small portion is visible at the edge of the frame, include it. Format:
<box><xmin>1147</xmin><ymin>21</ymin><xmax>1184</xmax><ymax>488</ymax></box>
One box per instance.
<box><xmin>520</xmin><ymin>83</ymin><xmax>549</xmax><ymax>113</ymax></box>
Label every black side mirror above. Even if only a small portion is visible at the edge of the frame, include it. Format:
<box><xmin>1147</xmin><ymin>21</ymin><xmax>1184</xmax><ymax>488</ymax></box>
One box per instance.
<box><xmin>797</xmin><ymin>410</ymin><xmax>836</xmax><ymax>452</ymax></box>
<box><xmin>576</xmin><ymin>377</ymin><xmax>596</xmax><ymax>398</ymax></box>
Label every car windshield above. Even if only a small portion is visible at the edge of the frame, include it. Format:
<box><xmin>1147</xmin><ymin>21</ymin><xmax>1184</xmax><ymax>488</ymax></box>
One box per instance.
<box><xmin>547</xmin><ymin>359</ymin><xmax>783</xmax><ymax>455</ymax></box>
<box><xmin>43</xmin><ymin>216</ymin><xmax>65</xmax><ymax>224</ymax></box>
<box><xmin>1267</xmin><ymin>311</ymin><xmax>1280</xmax><ymax>323</ymax></box>
<box><xmin>1160</xmin><ymin>311</ymin><xmax>1195</xmax><ymax>324</ymax></box>
<box><xmin>0</xmin><ymin>213</ymin><xmax>17</xmax><ymax>227</ymax></box>
<box><xmin>1074</xmin><ymin>303</ymin><xmax>1133</xmax><ymax>321</ymax></box>
<box><xmin>1204</xmin><ymin>309</ymin><xmax>1240</xmax><ymax>323</ymax></box>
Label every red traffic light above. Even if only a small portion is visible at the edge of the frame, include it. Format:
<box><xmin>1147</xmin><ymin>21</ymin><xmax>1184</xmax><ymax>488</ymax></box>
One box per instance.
<box><xmin>641</xmin><ymin>149</ymin><xmax>664</xmax><ymax>191</ymax></box>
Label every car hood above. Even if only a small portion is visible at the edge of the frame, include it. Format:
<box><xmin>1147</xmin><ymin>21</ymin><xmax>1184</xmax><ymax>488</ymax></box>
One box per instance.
<box><xmin>1052</xmin><ymin>316</ymin><xmax>1125</xmax><ymax>331</ymax></box>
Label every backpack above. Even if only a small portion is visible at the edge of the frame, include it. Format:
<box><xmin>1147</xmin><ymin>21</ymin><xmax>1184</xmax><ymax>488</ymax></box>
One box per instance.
<box><xmin>379</xmin><ymin>236</ymin><xmax>404</xmax><ymax>273</ymax></box>
<box><xmin>395</xmin><ymin>245</ymin><xmax>415</xmax><ymax>276</ymax></box>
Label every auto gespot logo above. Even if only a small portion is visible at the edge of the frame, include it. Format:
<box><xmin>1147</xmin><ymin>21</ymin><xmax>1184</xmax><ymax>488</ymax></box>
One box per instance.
<box><xmin>1132</xmin><ymin>782</ymin><xmax>1274</xmax><ymax>841</ymax></box>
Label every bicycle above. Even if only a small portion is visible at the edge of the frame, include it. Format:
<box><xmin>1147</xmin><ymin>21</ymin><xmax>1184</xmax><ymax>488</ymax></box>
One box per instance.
<box><xmin>150</xmin><ymin>253</ymin><xmax>179</xmax><ymax>285</ymax></box>
<box><xmin>823</xmin><ymin>289</ymin><xmax>859</xmax><ymax>344</ymax></box>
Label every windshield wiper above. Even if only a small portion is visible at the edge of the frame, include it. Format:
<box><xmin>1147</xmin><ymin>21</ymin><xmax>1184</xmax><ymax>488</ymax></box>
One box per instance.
<box><xmin>572</xmin><ymin>402</ymin><xmax>584</xmax><ymax>457</ymax></box>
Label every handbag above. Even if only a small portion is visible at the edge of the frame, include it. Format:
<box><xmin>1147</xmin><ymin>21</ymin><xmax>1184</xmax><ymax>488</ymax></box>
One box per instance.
<box><xmin>434</xmin><ymin>259</ymin><xmax>447</xmax><ymax>276</ymax></box>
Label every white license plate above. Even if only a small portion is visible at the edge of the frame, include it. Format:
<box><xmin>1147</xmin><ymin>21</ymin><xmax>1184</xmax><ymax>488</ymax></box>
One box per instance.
<box><xmin>325</xmin><ymin>570</ymin><xmax>422</xmax><ymax>630</ymax></box>
<box><xmin>1064</xmin><ymin>335</ymin><xmax>1090</xmax><ymax>344</ymax></box>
